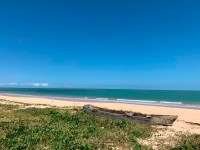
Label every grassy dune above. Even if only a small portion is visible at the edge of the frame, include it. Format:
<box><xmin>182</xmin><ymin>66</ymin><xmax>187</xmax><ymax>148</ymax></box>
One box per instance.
<box><xmin>0</xmin><ymin>102</ymin><xmax>200</xmax><ymax>150</ymax></box>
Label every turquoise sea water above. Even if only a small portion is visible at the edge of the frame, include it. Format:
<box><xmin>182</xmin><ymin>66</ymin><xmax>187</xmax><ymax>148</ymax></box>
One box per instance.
<box><xmin>0</xmin><ymin>88</ymin><xmax>200</xmax><ymax>108</ymax></box>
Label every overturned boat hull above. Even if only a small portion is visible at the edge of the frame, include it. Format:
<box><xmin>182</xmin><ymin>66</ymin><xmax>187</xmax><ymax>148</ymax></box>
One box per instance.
<box><xmin>83</xmin><ymin>104</ymin><xmax>178</xmax><ymax>126</ymax></box>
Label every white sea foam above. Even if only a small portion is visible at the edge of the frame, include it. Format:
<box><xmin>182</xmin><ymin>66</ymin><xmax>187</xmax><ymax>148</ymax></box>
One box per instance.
<box><xmin>117</xmin><ymin>99</ymin><xmax>157</xmax><ymax>103</ymax></box>
<box><xmin>96</xmin><ymin>98</ymin><xmax>109</xmax><ymax>100</ymax></box>
<box><xmin>160</xmin><ymin>101</ymin><xmax>182</xmax><ymax>105</ymax></box>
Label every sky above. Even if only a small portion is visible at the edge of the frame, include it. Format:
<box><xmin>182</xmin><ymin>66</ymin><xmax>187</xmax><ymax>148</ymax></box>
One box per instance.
<box><xmin>0</xmin><ymin>0</ymin><xmax>200</xmax><ymax>89</ymax></box>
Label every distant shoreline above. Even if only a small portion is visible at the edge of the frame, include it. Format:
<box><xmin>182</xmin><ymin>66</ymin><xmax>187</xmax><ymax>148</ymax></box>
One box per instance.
<box><xmin>1</xmin><ymin>92</ymin><xmax>200</xmax><ymax>110</ymax></box>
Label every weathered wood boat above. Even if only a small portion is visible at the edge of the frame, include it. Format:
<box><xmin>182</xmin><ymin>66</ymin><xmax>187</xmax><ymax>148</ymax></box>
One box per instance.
<box><xmin>83</xmin><ymin>104</ymin><xmax>178</xmax><ymax>126</ymax></box>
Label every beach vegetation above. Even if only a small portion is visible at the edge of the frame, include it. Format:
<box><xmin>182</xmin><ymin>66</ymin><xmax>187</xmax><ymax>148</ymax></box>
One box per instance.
<box><xmin>171</xmin><ymin>134</ymin><xmax>200</xmax><ymax>150</ymax></box>
<box><xmin>1</xmin><ymin>103</ymin><xmax>199</xmax><ymax>150</ymax></box>
<box><xmin>0</xmin><ymin>103</ymin><xmax>153</xmax><ymax>149</ymax></box>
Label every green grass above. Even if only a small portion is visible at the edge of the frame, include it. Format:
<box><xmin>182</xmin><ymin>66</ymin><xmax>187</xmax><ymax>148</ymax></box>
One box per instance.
<box><xmin>1</xmin><ymin>103</ymin><xmax>199</xmax><ymax>150</ymax></box>
<box><xmin>0</xmin><ymin>103</ymin><xmax>153</xmax><ymax>150</ymax></box>
<box><xmin>170</xmin><ymin>134</ymin><xmax>200</xmax><ymax>150</ymax></box>
<box><xmin>0</xmin><ymin>103</ymin><xmax>19</xmax><ymax>110</ymax></box>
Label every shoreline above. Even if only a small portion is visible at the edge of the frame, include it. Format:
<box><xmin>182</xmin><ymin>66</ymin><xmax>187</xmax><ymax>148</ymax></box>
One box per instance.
<box><xmin>1</xmin><ymin>94</ymin><xmax>200</xmax><ymax>134</ymax></box>
<box><xmin>1</xmin><ymin>92</ymin><xmax>200</xmax><ymax>110</ymax></box>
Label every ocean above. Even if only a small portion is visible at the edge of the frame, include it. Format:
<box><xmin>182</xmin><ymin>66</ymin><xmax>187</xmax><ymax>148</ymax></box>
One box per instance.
<box><xmin>0</xmin><ymin>88</ymin><xmax>200</xmax><ymax>109</ymax></box>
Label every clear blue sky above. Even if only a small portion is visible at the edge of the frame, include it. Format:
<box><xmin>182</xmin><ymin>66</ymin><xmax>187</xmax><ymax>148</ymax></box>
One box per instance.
<box><xmin>0</xmin><ymin>0</ymin><xmax>200</xmax><ymax>89</ymax></box>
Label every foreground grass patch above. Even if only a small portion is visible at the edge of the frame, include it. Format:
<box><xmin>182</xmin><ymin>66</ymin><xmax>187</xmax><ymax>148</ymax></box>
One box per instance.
<box><xmin>0</xmin><ymin>104</ymin><xmax>153</xmax><ymax>149</ymax></box>
<box><xmin>170</xmin><ymin>134</ymin><xmax>200</xmax><ymax>150</ymax></box>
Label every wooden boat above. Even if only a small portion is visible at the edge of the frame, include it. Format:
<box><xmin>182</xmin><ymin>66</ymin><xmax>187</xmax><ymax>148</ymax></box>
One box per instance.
<box><xmin>83</xmin><ymin>104</ymin><xmax>178</xmax><ymax>126</ymax></box>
